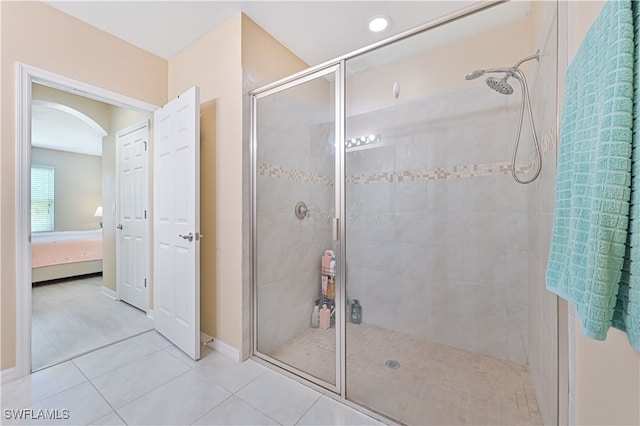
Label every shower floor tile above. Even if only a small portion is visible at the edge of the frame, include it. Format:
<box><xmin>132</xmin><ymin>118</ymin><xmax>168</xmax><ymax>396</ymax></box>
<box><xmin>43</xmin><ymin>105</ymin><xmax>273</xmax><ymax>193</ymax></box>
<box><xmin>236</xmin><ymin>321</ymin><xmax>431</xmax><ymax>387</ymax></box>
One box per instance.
<box><xmin>271</xmin><ymin>323</ymin><xmax>542</xmax><ymax>425</ymax></box>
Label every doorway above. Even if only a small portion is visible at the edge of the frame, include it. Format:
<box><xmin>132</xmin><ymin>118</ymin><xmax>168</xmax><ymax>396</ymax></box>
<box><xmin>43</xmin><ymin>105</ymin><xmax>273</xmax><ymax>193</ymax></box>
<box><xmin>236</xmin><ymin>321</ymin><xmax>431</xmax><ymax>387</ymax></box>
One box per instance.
<box><xmin>15</xmin><ymin>64</ymin><xmax>158</xmax><ymax>377</ymax></box>
<box><xmin>29</xmin><ymin>83</ymin><xmax>155</xmax><ymax>371</ymax></box>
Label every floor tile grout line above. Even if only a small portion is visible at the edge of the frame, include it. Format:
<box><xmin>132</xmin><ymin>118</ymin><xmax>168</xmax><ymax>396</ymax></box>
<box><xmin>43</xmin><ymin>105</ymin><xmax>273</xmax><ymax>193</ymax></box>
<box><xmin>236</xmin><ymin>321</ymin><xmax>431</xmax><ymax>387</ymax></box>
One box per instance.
<box><xmin>2</xmin><ymin>361</ymin><xmax>92</xmax><ymax>411</ymax></box>
<box><xmin>4</xmin><ymin>373</ymin><xmax>90</xmax><ymax>413</ymax></box>
<box><xmin>106</xmin><ymin>357</ymin><xmax>195</xmax><ymax>415</ymax></box>
<box><xmin>32</xmin><ymin>276</ymin><xmax>153</xmax><ymax>372</ymax></box>
<box><xmin>187</xmin><ymin>392</ymin><xmax>235</xmax><ymax>426</ymax></box>
<box><xmin>37</xmin><ymin>330</ymin><xmax>157</xmax><ymax>375</ymax></box>
<box><xmin>76</xmin><ymin>363</ymin><xmax>127</xmax><ymax>426</ymax></box>
<box><xmin>73</xmin><ymin>333</ymin><xmax>166</xmax><ymax>381</ymax></box>
<box><xmin>219</xmin><ymin>363</ymin><xmax>269</xmax><ymax>395</ymax></box>
<box><xmin>230</xmin><ymin>391</ymin><xmax>287</xmax><ymax>426</ymax></box>
<box><xmin>292</xmin><ymin>392</ymin><xmax>324</xmax><ymax>426</ymax></box>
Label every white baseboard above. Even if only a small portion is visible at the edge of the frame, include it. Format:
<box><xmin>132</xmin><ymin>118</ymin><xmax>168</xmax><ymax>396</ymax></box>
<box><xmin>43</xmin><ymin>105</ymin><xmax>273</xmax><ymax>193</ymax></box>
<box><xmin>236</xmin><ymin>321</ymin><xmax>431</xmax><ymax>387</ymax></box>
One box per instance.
<box><xmin>1</xmin><ymin>367</ymin><xmax>17</xmax><ymax>384</ymax></box>
<box><xmin>200</xmin><ymin>333</ymin><xmax>240</xmax><ymax>362</ymax></box>
<box><xmin>100</xmin><ymin>286</ymin><xmax>118</xmax><ymax>300</ymax></box>
<box><xmin>146</xmin><ymin>309</ymin><xmax>154</xmax><ymax>320</ymax></box>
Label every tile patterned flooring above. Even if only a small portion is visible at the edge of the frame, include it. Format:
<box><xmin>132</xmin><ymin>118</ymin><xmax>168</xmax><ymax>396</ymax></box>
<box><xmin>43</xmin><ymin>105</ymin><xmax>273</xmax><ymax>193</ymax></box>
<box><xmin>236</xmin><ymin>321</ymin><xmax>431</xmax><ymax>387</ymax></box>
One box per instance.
<box><xmin>1</xmin><ymin>331</ymin><xmax>383</xmax><ymax>426</ymax></box>
<box><xmin>18</xmin><ymin>277</ymin><xmax>541</xmax><ymax>425</ymax></box>
<box><xmin>31</xmin><ymin>276</ymin><xmax>153</xmax><ymax>371</ymax></box>
<box><xmin>272</xmin><ymin>323</ymin><xmax>542</xmax><ymax>425</ymax></box>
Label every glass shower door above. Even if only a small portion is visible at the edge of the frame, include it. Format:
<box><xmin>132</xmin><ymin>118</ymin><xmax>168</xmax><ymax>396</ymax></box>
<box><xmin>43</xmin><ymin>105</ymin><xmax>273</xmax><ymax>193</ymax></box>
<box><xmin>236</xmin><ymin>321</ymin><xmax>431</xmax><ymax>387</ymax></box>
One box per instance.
<box><xmin>252</xmin><ymin>65</ymin><xmax>341</xmax><ymax>390</ymax></box>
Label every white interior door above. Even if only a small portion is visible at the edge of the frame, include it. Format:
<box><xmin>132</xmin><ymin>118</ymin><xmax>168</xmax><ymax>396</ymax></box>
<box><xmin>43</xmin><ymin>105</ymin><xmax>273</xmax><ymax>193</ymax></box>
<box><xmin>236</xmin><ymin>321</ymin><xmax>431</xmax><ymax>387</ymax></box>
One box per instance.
<box><xmin>116</xmin><ymin>121</ymin><xmax>149</xmax><ymax>311</ymax></box>
<box><xmin>153</xmin><ymin>86</ymin><xmax>201</xmax><ymax>360</ymax></box>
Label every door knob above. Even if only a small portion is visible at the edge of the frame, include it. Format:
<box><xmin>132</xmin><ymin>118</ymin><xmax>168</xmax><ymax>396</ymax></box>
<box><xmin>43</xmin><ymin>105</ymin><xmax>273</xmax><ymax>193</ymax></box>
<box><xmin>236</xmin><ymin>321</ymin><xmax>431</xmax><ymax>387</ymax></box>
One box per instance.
<box><xmin>179</xmin><ymin>233</ymin><xmax>193</xmax><ymax>242</ymax></box>
<box><xmin>117</xmin><ymin>224</ymin><xmax>123</xmax><ymax>230</ymax></box>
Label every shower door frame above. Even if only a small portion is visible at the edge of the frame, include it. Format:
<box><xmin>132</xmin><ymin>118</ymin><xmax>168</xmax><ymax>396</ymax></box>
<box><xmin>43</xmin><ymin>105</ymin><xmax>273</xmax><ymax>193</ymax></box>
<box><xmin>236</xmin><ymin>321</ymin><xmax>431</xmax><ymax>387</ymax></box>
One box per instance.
<box><xmin>249</xmin><ymin>0</ymin><xmax>534</xmax><ymax>407</ymax></box>
<box><xmin>250</xmin><ymin>63</ymin><xmax>347</xmax><ymax>394</ymax></box>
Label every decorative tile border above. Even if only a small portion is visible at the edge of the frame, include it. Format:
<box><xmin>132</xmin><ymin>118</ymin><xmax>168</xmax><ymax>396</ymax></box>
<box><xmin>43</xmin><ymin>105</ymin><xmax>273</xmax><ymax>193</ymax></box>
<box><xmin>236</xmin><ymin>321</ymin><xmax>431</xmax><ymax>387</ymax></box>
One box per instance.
<box><xmin>346</xmin><ymin>162</ymin><xmax>530</xmax><ymax>184</ymax></box>
<box><xmin>257</xmin><ymin>127</ymin><xmax>558</xmax><ymax>185</ymax></box>
<box><xmin>257</xmin><ymin>162</ymin><xmax>333</xmax><ymax>186</ymax></box>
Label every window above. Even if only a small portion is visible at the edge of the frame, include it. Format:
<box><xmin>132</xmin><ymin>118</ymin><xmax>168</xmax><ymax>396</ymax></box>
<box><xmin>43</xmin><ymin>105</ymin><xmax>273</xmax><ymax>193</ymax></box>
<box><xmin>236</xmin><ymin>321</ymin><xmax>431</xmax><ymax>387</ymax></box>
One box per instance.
<box><xmin>31</xmin><ymin>165</ymin><xmax>54</xmax><ymax>232</ymax></box>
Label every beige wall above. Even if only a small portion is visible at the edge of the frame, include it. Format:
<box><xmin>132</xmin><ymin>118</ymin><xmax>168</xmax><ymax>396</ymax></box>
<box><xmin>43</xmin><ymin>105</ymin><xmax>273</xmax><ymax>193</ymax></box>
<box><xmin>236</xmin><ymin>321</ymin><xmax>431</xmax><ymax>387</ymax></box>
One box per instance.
<box><xmin>346</xmin><ymin>15</ymin><xmax>533</xmax><ymax>117</ymax></box>
<box><xmin>167</xmin><ymin>12</ymin><xmax>311</xmax><ymax>351</ymax></box>
<box><xmin>1</xmin><ymin>1</ymin><xmax>167</xmax><ymax>370</ymax></box>
<box><xmin>569</xmin><ymin>2</ymin><xmax>640</xmax><ymax>425</ymax></box>
<box><xmin>199</xmin><ymin>100</ymin><xmax>218</xmax><ymax>338</ymax></box>
<box><xmin>168</xmin><ymin>14</ymin><xmax>243</xmax><ymax>348</ymax></box>
<box><xmin>241</xmin><ymin>15</ymin><xmax>309</xmax><ymax>82</ymax></box>
<box><xmin>31</xmin><ymin>148</ymin><xmax>102</xmax><ymax>231</ymax></box>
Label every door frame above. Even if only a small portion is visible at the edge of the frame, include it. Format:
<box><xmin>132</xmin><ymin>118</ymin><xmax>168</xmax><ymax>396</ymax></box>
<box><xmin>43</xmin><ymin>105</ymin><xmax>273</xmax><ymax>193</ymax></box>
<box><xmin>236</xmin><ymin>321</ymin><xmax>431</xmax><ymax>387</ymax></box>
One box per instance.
<box><xmin>15</xmin><ymin>63</ymin><xmax>158</xmax><ymax>379</ymax></box>
<box><xmin>115</xmin><ymin>120</ymin><xmax>151</xmax><ymax>312</ymax></box>
<box><xmin>250</xmin><ymin>63</ymin><xmax>345</xmax><ymax>394</ymax></box>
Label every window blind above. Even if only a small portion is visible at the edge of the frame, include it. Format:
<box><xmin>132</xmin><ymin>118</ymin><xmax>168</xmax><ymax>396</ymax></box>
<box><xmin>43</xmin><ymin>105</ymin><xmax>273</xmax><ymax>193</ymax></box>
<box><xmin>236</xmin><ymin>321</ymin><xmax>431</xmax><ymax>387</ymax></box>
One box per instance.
<box><xmin>31</xmin><ymin>166</ymin><xmax>54</xmax><ymax>232</ymax></box>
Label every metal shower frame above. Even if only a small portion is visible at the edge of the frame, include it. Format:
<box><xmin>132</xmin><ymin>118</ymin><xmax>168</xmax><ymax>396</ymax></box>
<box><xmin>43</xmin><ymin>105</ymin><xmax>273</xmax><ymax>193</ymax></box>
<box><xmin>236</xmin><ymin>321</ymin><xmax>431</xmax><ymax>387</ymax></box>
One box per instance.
<box><xmin>248</xmin><ymin>0</ymin><xmax>532</xmax><ymax>407</ymax></box>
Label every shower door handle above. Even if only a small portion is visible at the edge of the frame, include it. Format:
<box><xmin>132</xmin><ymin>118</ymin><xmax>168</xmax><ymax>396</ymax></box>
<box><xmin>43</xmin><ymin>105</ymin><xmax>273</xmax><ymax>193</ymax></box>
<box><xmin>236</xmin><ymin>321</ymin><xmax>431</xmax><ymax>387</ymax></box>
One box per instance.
<box><xmin>332</xmin><ymin>217</ymin><xmax>339</xmax><ymax>241</ymax></box>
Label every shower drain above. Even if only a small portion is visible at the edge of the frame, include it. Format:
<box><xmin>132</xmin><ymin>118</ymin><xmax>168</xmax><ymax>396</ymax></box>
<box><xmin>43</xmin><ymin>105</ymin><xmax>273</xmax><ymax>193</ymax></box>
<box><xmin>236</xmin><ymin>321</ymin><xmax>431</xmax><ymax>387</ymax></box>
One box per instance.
<box><xmin>385</xmin><ymin>360</ymin><xmax>400</xmax><ymax>369</ymax></box>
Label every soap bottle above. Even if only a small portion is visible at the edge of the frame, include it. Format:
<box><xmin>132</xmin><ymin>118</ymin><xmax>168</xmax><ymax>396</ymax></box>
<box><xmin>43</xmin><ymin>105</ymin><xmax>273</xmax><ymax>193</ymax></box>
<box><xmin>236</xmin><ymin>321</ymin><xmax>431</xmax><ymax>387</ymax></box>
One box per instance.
<box><xmin>327</xmin><ymin>276</ymin><xmax>335</xmax><ymax>299</ymax></box>
<box><xmin>350</xmin><ymin>299</ymin><xmax>362</xmax><ymax>324</ymax></box>
<box><xmin>319</xmin><ymin>304</ymin><xmax>330</xmax><ymax>330</ymax></box>
<box><xmin>311</xmin><ymin>300</ymin><xmax>319</xmax><ymax>328</ymax></box>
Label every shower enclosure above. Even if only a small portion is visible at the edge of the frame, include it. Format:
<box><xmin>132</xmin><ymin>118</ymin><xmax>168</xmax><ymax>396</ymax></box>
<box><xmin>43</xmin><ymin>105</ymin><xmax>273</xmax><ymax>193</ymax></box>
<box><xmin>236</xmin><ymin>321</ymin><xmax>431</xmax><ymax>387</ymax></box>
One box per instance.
<box><xmin>251</xmin><ymin>1</ymin><xmax>559</xmax><ymax>424</ymax></box>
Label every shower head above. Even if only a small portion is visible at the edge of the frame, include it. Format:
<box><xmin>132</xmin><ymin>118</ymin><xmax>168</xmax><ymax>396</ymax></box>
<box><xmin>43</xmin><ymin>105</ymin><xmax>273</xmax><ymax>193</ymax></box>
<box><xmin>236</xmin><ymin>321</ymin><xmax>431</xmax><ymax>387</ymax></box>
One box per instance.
<box><xmin>486</xmin><ymin>76</ymin><xmax>514</xmax><ymax>95</ymax></box>
<box><xmin>465</xmin><ymin>69</ymin><xmax>485</xmax><ymax>80</ymax></box>
<box><xmin>465</xmin><ymin>50</ymin><xmax>540</xmax><ymax>95</ymax></box>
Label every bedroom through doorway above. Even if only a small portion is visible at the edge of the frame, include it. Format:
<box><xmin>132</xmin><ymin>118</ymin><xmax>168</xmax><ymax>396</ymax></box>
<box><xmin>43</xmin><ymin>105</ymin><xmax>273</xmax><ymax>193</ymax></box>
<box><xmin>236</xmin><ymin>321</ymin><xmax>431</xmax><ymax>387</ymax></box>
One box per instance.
<box><xmin>30</xmin><ymin>82</ymin><xmax>154</xmax><ymax>371</ymax></box>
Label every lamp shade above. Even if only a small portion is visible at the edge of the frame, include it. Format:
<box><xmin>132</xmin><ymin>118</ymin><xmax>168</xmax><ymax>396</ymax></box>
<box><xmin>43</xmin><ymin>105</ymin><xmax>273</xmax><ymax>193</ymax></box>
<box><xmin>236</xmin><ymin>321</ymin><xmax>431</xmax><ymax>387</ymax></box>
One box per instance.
<box><xmin>94</xmin><ymin>206</ymin><xmax>103</xmax><ymax>218</ymax></box>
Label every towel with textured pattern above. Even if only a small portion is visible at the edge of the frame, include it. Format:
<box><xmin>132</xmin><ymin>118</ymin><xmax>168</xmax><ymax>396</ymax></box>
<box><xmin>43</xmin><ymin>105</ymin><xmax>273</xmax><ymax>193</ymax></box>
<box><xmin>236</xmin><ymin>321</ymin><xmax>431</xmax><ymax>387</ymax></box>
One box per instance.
<box><xmin>611</xmin><ymin>0</ymin><xmax>640</xmax><ymax>350</ymax></box>
<box><xmin>546</xmin><ymin>0</ymin><xmax>634</xmax><ymax>342</ymax></box>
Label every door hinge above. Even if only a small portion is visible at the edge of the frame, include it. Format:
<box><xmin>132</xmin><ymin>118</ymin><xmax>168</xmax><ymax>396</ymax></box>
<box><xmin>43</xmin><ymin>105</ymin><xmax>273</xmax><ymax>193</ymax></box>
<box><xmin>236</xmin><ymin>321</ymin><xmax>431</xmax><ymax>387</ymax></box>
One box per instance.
<box><xmin>144</xmin><ymin>278</ymin><xmax>147</xmax><ymax>288</ymax></box>
<box><xmin>144</xmin><ymin>210</ymin><xmax>147</xmax><ymax>219</ymax></box>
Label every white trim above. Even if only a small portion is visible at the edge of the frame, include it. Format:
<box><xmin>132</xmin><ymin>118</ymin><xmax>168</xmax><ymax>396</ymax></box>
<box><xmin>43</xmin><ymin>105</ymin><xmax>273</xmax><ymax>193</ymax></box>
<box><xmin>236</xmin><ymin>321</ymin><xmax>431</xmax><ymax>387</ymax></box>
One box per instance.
<box><xmin>15</xmin><ymin>63</ymin><xmax>158</xmax><ymax>380</ymax></box>
<box><xmin>211</xmin><ymin>337</ymin><xmax>240</xmax><ymax>362</ymax></box>
<box><xmin>16</xmin><ymin>63</ymin><xmax>33</xmax><ymax>380</ymax></box>
<box><xmin>146</xmin><ymin>309</ymin><xmax>154</xmax><ymax>320</ymax></box>
<box><xmin>1</xmin><ymin>367</ymin><xmax>18</xmax><ymax>384</ymax></box>
<box><xmin>100</xmin><ymin>286</ymin><xmax>118</xmax><ymax>300</ymax></box>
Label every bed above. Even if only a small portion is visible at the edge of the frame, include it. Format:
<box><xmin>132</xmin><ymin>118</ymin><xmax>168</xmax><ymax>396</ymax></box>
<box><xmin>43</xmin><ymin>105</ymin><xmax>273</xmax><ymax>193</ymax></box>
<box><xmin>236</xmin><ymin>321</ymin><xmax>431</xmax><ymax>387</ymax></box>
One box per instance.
<box><xmin>32</xmin><ymin>229</ymin><xmax>103</xmax><ymax>283</ymax></box>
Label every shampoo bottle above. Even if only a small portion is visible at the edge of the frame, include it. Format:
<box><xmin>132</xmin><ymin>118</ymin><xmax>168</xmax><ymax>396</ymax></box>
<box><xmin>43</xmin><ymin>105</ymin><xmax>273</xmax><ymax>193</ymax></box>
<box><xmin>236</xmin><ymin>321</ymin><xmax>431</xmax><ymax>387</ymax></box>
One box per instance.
<box><xmin>319</xmin><ymin>304</ymin><xmax>330</xmax><ymax>330</ymax></box>
<box><xmin>311</xmin><ymin>301</ymin><xmax>319</xmax><ymax>328</ymax></box>
<box><xmin>351</xmin><ymin>299</ymin><xmax>362</xmax><ymax>324</ymax></box>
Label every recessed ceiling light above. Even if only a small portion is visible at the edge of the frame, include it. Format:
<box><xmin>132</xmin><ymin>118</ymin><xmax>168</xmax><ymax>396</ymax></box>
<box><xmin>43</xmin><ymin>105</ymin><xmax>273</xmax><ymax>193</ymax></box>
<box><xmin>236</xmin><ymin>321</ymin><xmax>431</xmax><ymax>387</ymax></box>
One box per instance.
<box><xmin>368</xmin><ymin>15</ymin><xmax>390</xmax><ymax>33</ymax></box>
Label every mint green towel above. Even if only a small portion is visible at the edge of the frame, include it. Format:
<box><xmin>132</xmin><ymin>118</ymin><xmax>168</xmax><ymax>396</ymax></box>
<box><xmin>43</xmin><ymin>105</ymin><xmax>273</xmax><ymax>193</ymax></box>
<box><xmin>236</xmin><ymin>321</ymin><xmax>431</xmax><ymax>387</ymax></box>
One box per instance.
<box><xmin>611</xmin><ymin>0</ymin><xmax>640</xmax><ymax>349</ymax></box>
<box><xmin>546</xmin><ymin>0</ymin><xmax>637</xmax><ymax>347</ymax></box>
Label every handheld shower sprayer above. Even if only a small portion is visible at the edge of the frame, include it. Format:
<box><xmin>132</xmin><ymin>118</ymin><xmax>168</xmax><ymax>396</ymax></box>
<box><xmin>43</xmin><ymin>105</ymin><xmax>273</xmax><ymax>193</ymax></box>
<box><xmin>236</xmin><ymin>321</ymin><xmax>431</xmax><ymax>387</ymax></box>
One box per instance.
<box><xmin>464</xmin><ymin>50</ymin><xmax>542</xmax><ymax>184</ymax></box>
<box><xmin>465</xmin><ymin>69</ymin><xmax>485</xmax><ymax>80</ymax></box>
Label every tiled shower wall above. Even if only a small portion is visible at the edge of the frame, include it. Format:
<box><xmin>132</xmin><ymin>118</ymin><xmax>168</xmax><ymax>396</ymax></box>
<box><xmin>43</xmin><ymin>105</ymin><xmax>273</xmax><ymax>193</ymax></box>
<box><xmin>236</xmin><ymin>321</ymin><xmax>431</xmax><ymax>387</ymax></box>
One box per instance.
<box><xmin>525</xmin><ymin>3</ymin><xmax>559</xmax><ymax>425</ymax></box>
<box><xmin>255</xmin><ymin>94</ymin><xmax>335</xmax><ymax>355</ymax></box>
<box><xmin>345</xmin><ymin>83</ymin><xmax>530</xmax><ymax>365</ymax></box>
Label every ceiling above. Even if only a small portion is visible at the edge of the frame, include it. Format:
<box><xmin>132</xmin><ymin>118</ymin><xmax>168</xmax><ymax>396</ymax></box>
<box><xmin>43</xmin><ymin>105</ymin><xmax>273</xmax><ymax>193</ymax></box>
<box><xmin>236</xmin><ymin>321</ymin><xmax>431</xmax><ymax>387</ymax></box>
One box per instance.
<box><xmin>36</xmin><ymin>1</ymin><xmax>531</xmax><ymax>155</ymax></box>
<box><xmin>43</xmin><ymin>1</ymin><xmax>529</xmax><ymax>66</ymax></box>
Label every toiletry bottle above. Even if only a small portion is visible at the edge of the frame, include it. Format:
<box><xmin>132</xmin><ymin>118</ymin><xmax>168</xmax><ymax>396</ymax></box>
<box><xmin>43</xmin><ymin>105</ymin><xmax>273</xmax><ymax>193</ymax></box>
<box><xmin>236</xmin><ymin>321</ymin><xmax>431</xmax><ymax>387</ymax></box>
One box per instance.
<box><xmin>351</xmin><ymin>299</ymin><xmax>362</xmax><ymax>324</ymax></box>
<box><xmin>319</xmin><ymin>304</ymin><xmax>330</xmax><ymax>330</ymax></box>
<box><xmin>327</xmin><ymin>276</ymin><xmax>335</xmax><ymax>299</ymax></box>
<box><xmin>311</xmin><ymin>301</ymin><xmax>319</xmax><ymax>328</ymax></box>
